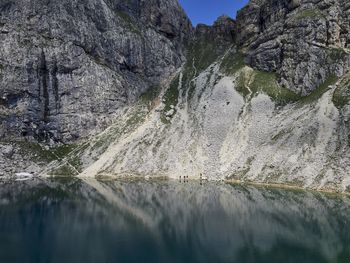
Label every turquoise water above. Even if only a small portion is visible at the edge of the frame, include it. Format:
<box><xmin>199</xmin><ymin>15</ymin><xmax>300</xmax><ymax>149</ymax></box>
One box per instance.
<box><xmin>0</xmin><ymin>178</ymin><xmax>349</xmax><ymax>263</ymax></box>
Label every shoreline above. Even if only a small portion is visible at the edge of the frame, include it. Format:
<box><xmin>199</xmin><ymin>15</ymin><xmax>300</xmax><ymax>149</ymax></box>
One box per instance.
<box><xmin>3</xmin><ymin>173</ymin><xmax>350</xmax><ymax>198</ymax></box>
<box><xmin>87</xmin><ymin>174</ymin><xmax>350</xmax><ymax>197</ymax></box>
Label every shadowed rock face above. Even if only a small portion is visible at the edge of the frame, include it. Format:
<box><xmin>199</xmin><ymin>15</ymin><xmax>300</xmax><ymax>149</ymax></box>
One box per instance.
<box><xmin>0</xmin><ymin>0</ymin><xmax>192</xmax><ymax>143</ymax></box>
<box><xmin>195</xmin><ymin>15</ymin><xmax>236</xmax><ymax>51</ymax></box>
<box><xmin>236</xmin><ymin>0</ymin><xmax>350</xmax><ymax>95</ymax></box>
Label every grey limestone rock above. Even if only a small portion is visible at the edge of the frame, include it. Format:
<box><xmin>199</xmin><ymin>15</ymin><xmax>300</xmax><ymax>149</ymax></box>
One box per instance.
<box><xmin>236</xmin><ymin>0</ymin><xmax>350</xmax><ymax>95</ymax></box>
<box><xmin>0</xmin><ymin>0</ymin><xmax>192</xmax><ymax>143</ymax></box>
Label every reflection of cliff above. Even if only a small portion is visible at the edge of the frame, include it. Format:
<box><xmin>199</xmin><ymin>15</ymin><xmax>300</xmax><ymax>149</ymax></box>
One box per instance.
<box><xmin>0</xmin><ymin>179</ymin><xmax>349</xmax><ymax>262</ymax></box>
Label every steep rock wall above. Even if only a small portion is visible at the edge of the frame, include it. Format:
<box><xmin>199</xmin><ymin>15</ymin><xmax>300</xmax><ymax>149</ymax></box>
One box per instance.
<box><xmin>0</xmin><ymin>0</ymin><xmax>192</xmax><ymax>143</ymax></box>
<box><xmin>236</xmin><ymin>0</ymin><xmax>350</xmax><ymax>95</ymax></box>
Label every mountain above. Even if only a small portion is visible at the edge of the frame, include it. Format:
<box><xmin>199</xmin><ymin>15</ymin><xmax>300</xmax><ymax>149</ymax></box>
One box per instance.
<box><xmin>0</xmin><ymin>0</ymin><xmax>192</xmax><ymax>143</ymax></box>
<box><xmin>1</xmin><ymin>0</ymin><xmax>350</xmax><ymax>193</ymax></box>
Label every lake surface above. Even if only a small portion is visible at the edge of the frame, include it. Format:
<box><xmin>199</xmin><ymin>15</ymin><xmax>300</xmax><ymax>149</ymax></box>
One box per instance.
<box><xmin>0</xmin><ymin>178</ymin><xmax>349</xmax><ymax>263</ymax></box>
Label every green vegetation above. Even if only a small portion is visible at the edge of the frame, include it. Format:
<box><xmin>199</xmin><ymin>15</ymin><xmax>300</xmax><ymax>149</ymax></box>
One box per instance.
<box><xmin>237</xmin><ymin>70</ymin><xmax>339</xmax><ymax>106</ymax></box>
<box><xmin>49</xmin><ymin>164</ymin><xmax>78</xmax><ymax>177</ymax></box>
<box><xmin>90</xmin><ymin>127</ymin><xmax>121</xmax><ymax>153</ymax></box>
<box><xmin>234</xmin><ymin>69</ymin><xmax>301</xmax><ymax>104</ymax></box>
<box><xmin>126</xmin><ymin>111</ymin><xmax>146</xmax><ymax>127</ymax></box>
<box><xmin>6</xmin><ymin>141</ymin><xmax>83</xmax><ymax>177</ymax></box>
<box><xmin>299</xmin><ymin>75</ymin><xmax>338</xmax><ymax>104</ymax></box>
<box><xmin>164</xmin><ymin>74</ymin><xmax>180</xmax><ymax>112</ymax></box>
<box><xmin>8</xmin><ymin>140</ymin><xmax>87</xmax><ymax>177</ymax></box>
<box><xmin>327</xmin><ymin>48</ymin><xmax>347</xmax><ymax>62</ymax></box>
<box><xmin>187</xmin><ymin>40</ymin><xmax>221</xmax><ymax>73</ymax></box>
<box><xmin>47</xmin><ymin>146</ymin><xmax>86</xmax><ymax>176</ymax></box>
<box><xmin>115</xmin><ymin>11</ymin><xmax>141</xmax><ymax>35</ymax></box>
<box><xmin>295</xmin><ymin>9</ymin><xmax>324</xmax><ymax>20</ymax></box>
<box><xmin>220</xmin><ymin>50</ymin><xmax>246</xmax><ymax>75</ymax></box>
<box><xmin>333</xmin><ymin>77</ymin><xmax>350</xmax><ymax>108</ymax></box>
<box><xmin>52</xmin><ymin>144</ymin><xmax>79</xmax><ymax>160</ymax></box>
<box><xmin>183</xmin><ymin>38</ymin><xmax>229</xmax><ymax>101</ymax></box>
<box><xmin>234</xmin><ymin>69</ymin><xmax>253</xmax><ymax>97</ymax></box>
<box><xmin>250</xmin><ymin>71</ymin><xmax>301</xmax><ymax>104</ymax></box>
<box><xmin>161</xmin><ymin>74</ymin><xmax>180</xmax><ymax>124</ymax></box>
<box><xmin>13</xmin><ymin>141</ymin><xmax>78</xmax><ymax>163</ymax></box>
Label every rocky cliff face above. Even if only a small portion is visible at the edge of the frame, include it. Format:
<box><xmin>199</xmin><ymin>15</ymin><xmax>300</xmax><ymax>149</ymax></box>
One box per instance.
<box><xmin>195</xmin><ymin>15</ymin><xmax>236</xmax><ymax>52</ymax></box>
<box><xmin>1</xmin><ymin>0</ymin><xmax>350</xmax><ymax>193</ymax></box>
<box><xmin>0</xmin><ymin>0</ymin><xmax>192</xmax><ymax>143</ymax></box>
<box><xmin>237</xmin><ymin>0</ymin><xmax>350</xmax><ymax>95</ymax></box>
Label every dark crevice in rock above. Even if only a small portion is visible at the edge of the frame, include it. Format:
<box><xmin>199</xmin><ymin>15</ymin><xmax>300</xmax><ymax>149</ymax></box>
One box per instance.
<box><xmin>0</xmin><ymin>1</ymin><xmax>13</xmax><ymax>13</ymax></box>
<box><xmin>51</xmin><ymin>59</ymin><xmax>59</xmax><ymax>113</ymax></box>
<box><xmin>38</xmin><ymin>51</ymin><xmax>50</xmax><ymax>123</ymax></box>
<box><xmin>0</xmin><ymin>94</ymin><xmax>21</xmax><ymax>108</ymax></box>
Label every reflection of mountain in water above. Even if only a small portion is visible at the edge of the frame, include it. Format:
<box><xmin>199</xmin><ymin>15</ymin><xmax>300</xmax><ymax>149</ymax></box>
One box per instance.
<box><xmin>0</xmin><ymin>179</ymin><xmax>349</xmax><ymax>263</ymax></box>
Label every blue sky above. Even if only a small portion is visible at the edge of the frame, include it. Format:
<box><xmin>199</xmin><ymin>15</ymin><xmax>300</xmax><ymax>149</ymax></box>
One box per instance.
<box><xmin>178</xmin><ymin>0</ymin><xmax>248</xmax><ymax>25</ymax></box>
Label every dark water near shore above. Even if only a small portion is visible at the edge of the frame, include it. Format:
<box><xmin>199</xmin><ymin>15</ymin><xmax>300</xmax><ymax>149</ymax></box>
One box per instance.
<box><xmin>0</xmin><ymin>178</ymin><xmax>349</xmax><ymax>263</ymax></box>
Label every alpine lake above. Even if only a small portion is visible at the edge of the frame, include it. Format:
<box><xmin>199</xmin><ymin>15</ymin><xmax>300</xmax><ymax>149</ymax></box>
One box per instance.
<box><xmin>0</xmin><ymin>177</ymin><xmax>349</xmax><ymax>263</ymax></box>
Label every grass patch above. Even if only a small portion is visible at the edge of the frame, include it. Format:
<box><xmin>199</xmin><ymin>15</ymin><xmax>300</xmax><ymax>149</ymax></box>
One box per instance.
<box><xmin>183</xmin><ymin>40</ymin><xmax>221</xmax><ymax>101</ymax></box>
<box><xmin>333</xmin><ymin>77</ymin><xmax>350</xmax><ymax>108</ymax></box>
<box><xmin>126</xmin><ymin>111</ymin><xmax>146</xmax><ymax>127</ymax></box>
<box><xmin>250</xmin><ymin>71</ymin><xmax>301</xmax><ymax>104</ymax></box>
<box><xmin>161</xmin><ymin>74</ymin><xmax>180</xmax><ymax>124</ymax></box>
<box><xmin>234</xmin><ymin>68</ymin><xmax>253</xmax><ymax>97</ymax></box>
<box><xmin>47</xmin><ymin>150</ymin><xmax>83</xmax><ymax>177</ymax></box>
<box><xmin>13</xmin><ymin>141</ymin><xmax>78</xmax><ymax>163</ymax></box>
<box><xmin>235</xmin><ymin>69</ymin><xmax>301</xmax><ymax>104</ymax></box>
<box><xmin>233</xmin><ymin>68</ymin><xmax>339</xmax><ymax>106</ymax></box>
<box><xmin>295</xmin><ymin>9</ymin><xmax>324</xmax><ymax>20</ymax></box>
<box><xmin>180</xmin><ymin>61</ymin><xmax>196</xmax><ymax>101</ymax></box>
<box><xmin>220</xmin><ymin>50</ymin><xmax>246</xmax><ymax>75</ymax></box>
<box><xmin>187</xmin><ymin>40</ymin><xmax>221</xmax><ymax>73</ymax></box>
<box><xmin>181</xmin><ymin>35</ymin><xmax>233</xmax><ymax>102</ymax></box>
<box><xmin>299</xmin><ymin>75</ymin><xmax>338</xmax><ymax>104</ymax></box>
<box><xmin>90</xmin><ymin>127</ymin><xmax>122</xmax><ymax>153</ymax></box>
<box><xmin>246</xmin><ymin>71</ymin><xmax>339</xmax><ymax>105</ymax></box>
<box><xmin>51</xmin><ymin>144</ymin><xmax>78</xmax><ymax>160</ymax></box>
<box><xmin>164</xmin><ymin>74</ymin><xmax>180</xmax><ymax>111</ymax></box>
<box><xmin>48</xmin><ymin>164</ymin><xmax>77</xmax><ymax>177</ymax></box>
<box><xmin>327</xmin><ymin>48</ymin><xmax>347</xmax><ymax>62</ymax></box>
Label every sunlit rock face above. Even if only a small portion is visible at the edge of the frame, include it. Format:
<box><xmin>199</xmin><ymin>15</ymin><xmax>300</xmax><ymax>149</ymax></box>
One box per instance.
<box><xmin>236</xmin><ymin>0</ymin><xmax>350</xmax><ymax>95</ymax></box>
<box><xmin>1</xmin><ymin>0</ymin><xmax>350</xmax><ymax>192</ymax></box>
<box><xmin>39</xmin><ymin>0</ymin><xmax>350</xmax><ymax>193</ymax></box>
<box><xmin>47</xmin><ymin>57</ymin><xmax>349</xmax><ymax>193</ymax></box>
<box><xmin>0</xmin><ymin>0</ymin><xmax>192</xmax><ymax>143</ymax></box>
